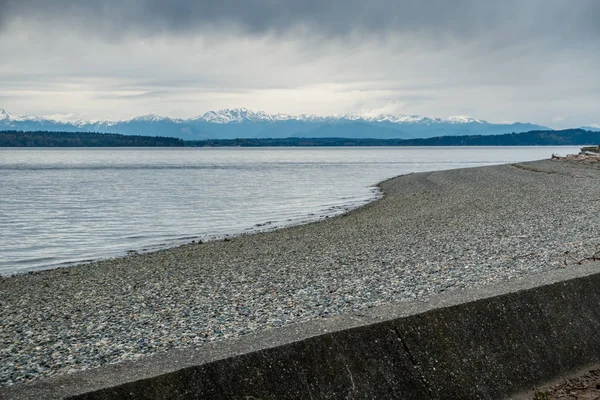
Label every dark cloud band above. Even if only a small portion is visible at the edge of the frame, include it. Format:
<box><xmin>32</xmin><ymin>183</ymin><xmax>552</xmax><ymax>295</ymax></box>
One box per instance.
<box><xmin>2</xmin><ymin>0</ymin><xmax>599</xmax><ymax>43</ymax></box>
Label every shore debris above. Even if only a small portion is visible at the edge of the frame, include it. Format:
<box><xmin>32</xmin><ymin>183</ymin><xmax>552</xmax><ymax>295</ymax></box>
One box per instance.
<box><xmin>552</xmin><ymin>145</ymin><xmax>600</xmax><ymax>161</ymax></box>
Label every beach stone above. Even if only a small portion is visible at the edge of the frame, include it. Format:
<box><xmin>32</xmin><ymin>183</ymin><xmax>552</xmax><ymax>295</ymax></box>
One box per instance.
<box><xmin>0</xmin><ymin>158</ymin><xmax>599</xmax><ymax>387</ymax></box>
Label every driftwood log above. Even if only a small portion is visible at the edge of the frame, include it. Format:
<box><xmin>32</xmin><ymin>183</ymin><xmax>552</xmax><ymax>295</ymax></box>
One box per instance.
<box><xmin>580</xmin><ymin>145</ymin><xmax>600</xmax><ymax>154</ymax></box>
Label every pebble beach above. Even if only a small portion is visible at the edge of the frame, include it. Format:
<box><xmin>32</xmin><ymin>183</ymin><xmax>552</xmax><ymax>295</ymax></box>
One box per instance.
<box><xmin>1</xmin><ymin>158</ymin><xmax>599</xmax><ymax>387</ymax></box>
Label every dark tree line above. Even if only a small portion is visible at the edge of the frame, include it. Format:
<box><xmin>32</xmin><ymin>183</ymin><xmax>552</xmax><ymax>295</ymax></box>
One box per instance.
<box><xmin>186</xmin><ymin>129</ymin><xmax>600</xmax><ymax>147</ymax></box>
<box><xmin>1</xmin><ymin>128</ymin><xmax>598</xmax><ymax>147</ymax></box>
<box><xmin>0</xmin><ymin>131</ymin><xmax>185</xmax><ymax>147</ymax></box>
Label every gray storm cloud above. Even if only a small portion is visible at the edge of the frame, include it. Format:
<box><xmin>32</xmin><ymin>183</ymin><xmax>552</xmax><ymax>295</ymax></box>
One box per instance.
<box><xmin>1</xmin><ymin>0</ymin><xmax>599</xmax><ymax>44</ymax></box>
<box><xmin>0</xmin><ymin>0</ymin><xmax>598</xmax><ymax>127</ymax></box>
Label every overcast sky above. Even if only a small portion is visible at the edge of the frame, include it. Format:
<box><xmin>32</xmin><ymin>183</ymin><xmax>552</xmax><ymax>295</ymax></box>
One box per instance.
<box><xmin>0</xmin><ymin>0</ymin><xmax>598</xmax><ymax>128</ymax></box>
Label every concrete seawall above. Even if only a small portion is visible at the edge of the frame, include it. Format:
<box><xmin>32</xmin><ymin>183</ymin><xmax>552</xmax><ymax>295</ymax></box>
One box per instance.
<box><xmin>4</xmin><ymin>262</ymin><xmax>599</xmax><ymax>399</ymax></box>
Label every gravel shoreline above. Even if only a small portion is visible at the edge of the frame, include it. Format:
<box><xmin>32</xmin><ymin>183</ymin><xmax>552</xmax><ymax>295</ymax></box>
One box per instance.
<box><xmin>1</xmin><ymin>159</ymin><xmax>599</xmax><ymax>387</ymax></box>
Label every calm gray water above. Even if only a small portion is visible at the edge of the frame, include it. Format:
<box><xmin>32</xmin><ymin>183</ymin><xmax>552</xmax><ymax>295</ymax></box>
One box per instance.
<box><xmin>0</xmin><ymin>146</ymin><xmax>579</xmax><ymax>275</ymax></box>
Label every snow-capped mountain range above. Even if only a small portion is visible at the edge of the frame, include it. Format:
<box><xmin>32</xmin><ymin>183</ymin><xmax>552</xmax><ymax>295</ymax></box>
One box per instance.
<box><xmin>0</xmin><ymin>108</ymin><xmax>552</xmax><ymax>140</ymax></box>
<box><xmin>119</xmin><ymin>108</ymin><xmax>484</xmax><ymax>125</ymax></box>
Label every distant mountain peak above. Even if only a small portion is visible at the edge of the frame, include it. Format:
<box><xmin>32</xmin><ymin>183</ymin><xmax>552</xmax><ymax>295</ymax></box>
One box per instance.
<box><xmin>129</xmin><ymin>114</ymin><xmax>170</xmax><ymax>123</ymax></box>
<box><xmin>0</xmin><ymin>107</ymin><xmax>494</xmax><ymax>126</ymax></box>
<box><xmin>0</xmin><ymin>109</ymin><xmax>40</xmax><ymax>122</ymax></box>
<box><xmin>445</xmin><ymin>115</ymin><xmax>485</xmax><ymax>124</ymax></box>
<box><xmin>197</xmin><ymin>108</ymin><xmax>296</xmax><ymax>124</ymax></box>
<box><xmin>189</xmin><ymin>108</ymin><xmax>493</xmax><ymax>125</ymax></box>
<box><xmin>0</xmin><ymin>109</ymin><xmax>11</xmax><ymax>120</ymax></box>
<box><xmin>0</xmin><ymin>107</ymin><xmax>552</xmax><ymax>141</ymax></box>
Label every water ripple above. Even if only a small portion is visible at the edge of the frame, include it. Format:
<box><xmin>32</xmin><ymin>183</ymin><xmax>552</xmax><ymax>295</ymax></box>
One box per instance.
<box><xmin>0</xmin><ymin>146</ymin><xmax>579</xmax><ymax>275</ymax></box>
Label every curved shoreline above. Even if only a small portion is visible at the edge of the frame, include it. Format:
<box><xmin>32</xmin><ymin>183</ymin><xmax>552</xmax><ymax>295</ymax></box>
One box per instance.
<box><xmin>4</xmin><ymin>186</ymin><xmax>382</xmax><ymax>277</ymax></box>
<box><xmin>2</xmin><ymin>146</ymin><xmax>580</xmax><ymax>276</ymax></box>
<box><xmin>1</xmin><ymin>158</ymin><xmax>599</xmax><ymax>387</ymax></box>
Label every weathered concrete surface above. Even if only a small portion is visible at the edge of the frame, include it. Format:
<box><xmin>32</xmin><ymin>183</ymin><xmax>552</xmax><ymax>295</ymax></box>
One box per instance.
<box><xmin>2</xmin><ymin>262</ymin><xmax>599</xmax><ymax>400</ymax></box>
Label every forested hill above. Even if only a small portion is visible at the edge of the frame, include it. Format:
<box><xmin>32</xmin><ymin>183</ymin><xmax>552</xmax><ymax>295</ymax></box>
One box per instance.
<box><xmin>0</xmin><ymin>130</ymin><xmax>185</xmax><ymax>147</ymax></box>
<box><xmin>0</xmin><ymin>128</ymin><xmax>598</xmax><ymax>147</ymax></box>
<box><xmin>188</xmin><ymin>129</ymin><xmax>600</xmax><ymax>147</ymax></box>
